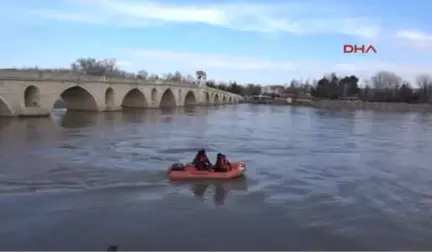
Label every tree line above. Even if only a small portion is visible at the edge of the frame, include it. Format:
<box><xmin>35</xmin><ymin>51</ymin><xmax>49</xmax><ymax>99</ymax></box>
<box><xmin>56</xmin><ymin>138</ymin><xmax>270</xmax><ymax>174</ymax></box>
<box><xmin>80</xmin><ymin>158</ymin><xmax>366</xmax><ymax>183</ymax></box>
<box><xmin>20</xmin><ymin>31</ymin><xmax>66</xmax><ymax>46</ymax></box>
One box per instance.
<box><xmin>205</xmin><ymin>81</ymin><xmax>262</xmax><ymax>96</ymax></box>
<box><xmin>309</xmin><ymin>72</ymin><xmax>432</xmax><ymax>103</ymax></box>
<box><xmin>209</xmin><ymin>71</ymin><xmax>432</xmax><ymax>104</ymax></box>
<box><xmin>2</xmin><ymin>58</ymin><xmax>208</xmax><ymax>84</ymax></box>
<box><xmin>70</xmin><ymin>58</ymin><xmax>202</xmax><ymax>82</ymax></box>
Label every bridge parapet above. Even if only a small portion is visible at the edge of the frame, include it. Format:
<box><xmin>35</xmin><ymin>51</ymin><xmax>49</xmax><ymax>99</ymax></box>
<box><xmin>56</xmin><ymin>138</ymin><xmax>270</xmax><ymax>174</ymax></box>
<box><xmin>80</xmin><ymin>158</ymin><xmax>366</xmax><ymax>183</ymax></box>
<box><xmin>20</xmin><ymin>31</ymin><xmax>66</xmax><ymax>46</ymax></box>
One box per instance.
<box><xmin>0</xmin><ymin>69</ymin><xmax>241</xmax><ymax>97</ymax></box>
<box><xmin>0</xmin><ymin>69</ymin><xmax>189</xmax><ymax>86</ymax></box>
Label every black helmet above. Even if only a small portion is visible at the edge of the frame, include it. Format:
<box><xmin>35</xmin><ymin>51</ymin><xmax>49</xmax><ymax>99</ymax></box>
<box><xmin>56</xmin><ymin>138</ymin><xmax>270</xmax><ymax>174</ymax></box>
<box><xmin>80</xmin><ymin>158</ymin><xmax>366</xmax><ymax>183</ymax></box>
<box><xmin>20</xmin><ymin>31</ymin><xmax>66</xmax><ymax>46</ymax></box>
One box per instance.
<box><xmin>198</xmin><ymin>149</ymin><xmax>206</xmax><ymax>155</ymax></box>
<box><xmin>217</xmin><ymin>153</ymin><xmax>222</xmax><ymax>157</ymax></box>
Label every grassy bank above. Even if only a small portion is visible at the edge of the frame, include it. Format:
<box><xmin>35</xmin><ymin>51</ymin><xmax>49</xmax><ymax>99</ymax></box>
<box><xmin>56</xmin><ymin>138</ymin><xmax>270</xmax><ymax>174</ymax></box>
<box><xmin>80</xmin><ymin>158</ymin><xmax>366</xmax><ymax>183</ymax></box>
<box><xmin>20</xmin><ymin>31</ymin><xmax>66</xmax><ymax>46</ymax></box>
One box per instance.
<box><xmin>310</xmin><ymin>100</ymin><xmax>432</xmax><ymax>113</ymax></box>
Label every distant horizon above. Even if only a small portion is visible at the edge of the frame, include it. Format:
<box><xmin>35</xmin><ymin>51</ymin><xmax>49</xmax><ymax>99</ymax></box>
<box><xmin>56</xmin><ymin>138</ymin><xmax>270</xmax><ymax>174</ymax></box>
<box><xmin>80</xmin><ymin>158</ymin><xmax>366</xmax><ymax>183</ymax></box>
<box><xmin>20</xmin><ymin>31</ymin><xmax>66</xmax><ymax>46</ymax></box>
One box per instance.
<box><xmin>1</xmin><ymin>0</ymin><xmax>431</xmax><ymax>85</ymax></box>
<box><xmin>0</xmin><ymin>65</ymin><xmax>422</xmax><ymax>88</ymax></box>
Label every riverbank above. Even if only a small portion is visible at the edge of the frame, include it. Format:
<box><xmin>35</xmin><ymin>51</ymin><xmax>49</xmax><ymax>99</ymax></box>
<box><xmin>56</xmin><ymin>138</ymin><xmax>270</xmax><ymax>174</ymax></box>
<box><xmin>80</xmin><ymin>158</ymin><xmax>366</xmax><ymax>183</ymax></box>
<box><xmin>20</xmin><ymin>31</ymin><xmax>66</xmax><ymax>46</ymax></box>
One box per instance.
<box><xmin>310</xmin><ymin>100</ymin><xmax>432</xmax><ymax>113</ymax></box>
<box><xmin>242</xmin><ymin>96</ymin><xmax>432</xmax><ymax>113</ymax></box>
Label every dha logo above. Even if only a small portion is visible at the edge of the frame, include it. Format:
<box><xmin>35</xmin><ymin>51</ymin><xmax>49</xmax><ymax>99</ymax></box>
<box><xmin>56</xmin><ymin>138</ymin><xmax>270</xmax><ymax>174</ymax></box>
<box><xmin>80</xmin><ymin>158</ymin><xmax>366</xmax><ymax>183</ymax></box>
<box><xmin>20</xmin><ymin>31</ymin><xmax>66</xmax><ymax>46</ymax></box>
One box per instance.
<box><xmin>343</xmin><ymin>44</ymin><xmax>377</xmax><ymax>54</ymax></box>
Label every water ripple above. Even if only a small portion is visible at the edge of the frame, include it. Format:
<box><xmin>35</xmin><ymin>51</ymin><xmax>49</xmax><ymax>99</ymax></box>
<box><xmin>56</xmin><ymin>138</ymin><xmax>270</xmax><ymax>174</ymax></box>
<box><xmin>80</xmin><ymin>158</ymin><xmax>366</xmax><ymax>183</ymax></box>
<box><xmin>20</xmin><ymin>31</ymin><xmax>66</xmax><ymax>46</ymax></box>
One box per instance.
<box><xmin>2</xmin><ymin>105</ymin><xmax>432</xmax><ymax>250</ymax></box>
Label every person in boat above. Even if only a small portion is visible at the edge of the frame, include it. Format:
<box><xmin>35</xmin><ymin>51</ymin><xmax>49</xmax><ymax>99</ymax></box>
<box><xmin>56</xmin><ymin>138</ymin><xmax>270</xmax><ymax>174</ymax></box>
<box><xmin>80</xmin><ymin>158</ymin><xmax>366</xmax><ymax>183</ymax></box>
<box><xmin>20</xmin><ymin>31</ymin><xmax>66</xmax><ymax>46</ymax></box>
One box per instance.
<box><xmin>193</xmin><ymin>149</ymin><xmax>212</xmax><ymax>171</ymax></box>
<box><xmin>213</xmin><ymin>153</ymin><xmax>232</xmax><ymax>172</ymax></box>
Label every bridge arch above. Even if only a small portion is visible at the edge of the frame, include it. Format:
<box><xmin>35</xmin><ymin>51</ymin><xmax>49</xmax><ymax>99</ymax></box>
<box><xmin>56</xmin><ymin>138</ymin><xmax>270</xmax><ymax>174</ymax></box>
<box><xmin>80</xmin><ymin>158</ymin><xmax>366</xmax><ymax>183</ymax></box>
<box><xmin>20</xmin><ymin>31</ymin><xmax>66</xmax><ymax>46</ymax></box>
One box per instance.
<box><xmin>122</xmin><ymin>88</ymin><xmax>148</xmax><ymax>108</ymax></box>
<box><xmin>0</xmin><ymin>96</ymin><xmax>14</xmax><ymax>116</ymax></box>
<box><xmin>105</xmin><ymin>87</ymin><xmax>115</xmax><ymax>110</ymax></box>
<box><xmin>159</xmin><ymin>88</ymin><xmax>176</xmax><ymax>108</ymax></box>
<box><xmin>151</xmin><ymin>88</ymin><xmax>157</xmax><ymax>106</ymax></box>
<box><xmin>24</xmin><ymin>85</ymin><xmax>40</xmax><ymax>107</ymax></box>
<box><xmin>55</xmin><ymin>86</ymin><xmax>99</xmax><ymax>111</ymax></box>
<box><xmin>184</xmin><ymin>91</ymin><xmax>197</xmax><ymax>106</ymax></box>
<box><xmin>222</xmin><ymin>96</ymin><xmax>227</xmax><ymax>103</ymax></box>
<box><xmin>214</xmin><ymin>94</ymin><xmax>220</xmax><ymax>104</ymax></box>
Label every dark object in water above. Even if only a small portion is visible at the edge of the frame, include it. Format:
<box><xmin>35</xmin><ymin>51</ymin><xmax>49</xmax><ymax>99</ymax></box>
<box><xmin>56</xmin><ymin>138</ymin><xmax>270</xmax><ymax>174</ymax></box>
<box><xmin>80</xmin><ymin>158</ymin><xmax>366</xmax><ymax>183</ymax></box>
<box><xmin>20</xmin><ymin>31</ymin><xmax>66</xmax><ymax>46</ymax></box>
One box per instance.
<box><xmin>107</xmin><ymin>245</ymin><xmax>118</xmax><ymax>251</ymax></box>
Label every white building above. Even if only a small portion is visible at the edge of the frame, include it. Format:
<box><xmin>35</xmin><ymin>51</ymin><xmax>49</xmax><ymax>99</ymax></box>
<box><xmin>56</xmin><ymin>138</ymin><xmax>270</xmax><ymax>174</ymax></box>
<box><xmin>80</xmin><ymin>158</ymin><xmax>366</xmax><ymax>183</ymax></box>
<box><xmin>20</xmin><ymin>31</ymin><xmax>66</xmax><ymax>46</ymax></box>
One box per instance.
<box><xmin>261</xmin><ymin>85</ymin><xmax>285</xmax><ymax>95</ymax></box>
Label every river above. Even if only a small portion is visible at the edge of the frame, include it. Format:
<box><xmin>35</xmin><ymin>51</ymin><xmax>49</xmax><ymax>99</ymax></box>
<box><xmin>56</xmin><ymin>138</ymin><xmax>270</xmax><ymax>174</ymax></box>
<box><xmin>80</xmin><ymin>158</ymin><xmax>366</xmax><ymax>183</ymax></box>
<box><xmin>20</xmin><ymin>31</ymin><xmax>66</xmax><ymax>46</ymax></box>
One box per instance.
<box><xmin>1</xmin><ymin>104</ymin><xmax>432</xmax><ymax>250</ymax></box>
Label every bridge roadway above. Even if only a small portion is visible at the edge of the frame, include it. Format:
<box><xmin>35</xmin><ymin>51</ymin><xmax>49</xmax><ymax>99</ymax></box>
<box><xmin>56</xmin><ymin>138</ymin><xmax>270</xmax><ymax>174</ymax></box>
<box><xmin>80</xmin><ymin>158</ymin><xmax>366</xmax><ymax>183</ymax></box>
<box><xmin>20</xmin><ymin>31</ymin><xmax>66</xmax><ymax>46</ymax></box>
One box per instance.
<box><xmin>0</xmin><ymin>70</ymin><xmax>242</xmax><ymax>117</ymax></box>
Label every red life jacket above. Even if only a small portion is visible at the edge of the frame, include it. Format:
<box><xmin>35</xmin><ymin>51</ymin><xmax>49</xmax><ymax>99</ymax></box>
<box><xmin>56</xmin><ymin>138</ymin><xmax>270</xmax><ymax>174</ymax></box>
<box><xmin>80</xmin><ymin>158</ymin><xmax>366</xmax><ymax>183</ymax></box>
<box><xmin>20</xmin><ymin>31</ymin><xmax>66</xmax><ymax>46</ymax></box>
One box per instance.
<box><xmin>221</xmin><ymin>157</ymin><xmax>230</xmax><ymax>170</ymax></box>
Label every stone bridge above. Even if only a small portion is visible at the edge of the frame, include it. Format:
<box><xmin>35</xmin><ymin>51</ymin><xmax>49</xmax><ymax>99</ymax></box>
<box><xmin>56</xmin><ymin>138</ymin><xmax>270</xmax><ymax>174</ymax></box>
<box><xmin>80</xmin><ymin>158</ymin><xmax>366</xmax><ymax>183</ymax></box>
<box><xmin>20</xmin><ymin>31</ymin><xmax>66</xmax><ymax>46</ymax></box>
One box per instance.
<box><xmin>0</xmin><ymin>70</ymin><xmax>242</xmax><ymax>117</ymax></box>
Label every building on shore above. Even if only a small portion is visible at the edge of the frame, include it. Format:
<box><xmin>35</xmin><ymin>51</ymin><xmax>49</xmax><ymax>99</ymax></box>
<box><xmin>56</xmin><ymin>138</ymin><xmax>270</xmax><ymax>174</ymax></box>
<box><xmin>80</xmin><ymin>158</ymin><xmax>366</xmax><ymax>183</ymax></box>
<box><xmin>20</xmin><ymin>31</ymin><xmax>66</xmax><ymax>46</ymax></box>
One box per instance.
<box><xmin>246</xmin><ymin>95</ymin><xmax>272</xmax><ymax>104</ymax></box>
<box><xmin>242</xmin><ymin>84</ymin><xmax>314</xmax><ymax>105</ymax></box>
<box><xmin>261</xmin><ymin>85</ymin><xmax>286</xmax><ymax>95</ymax></box>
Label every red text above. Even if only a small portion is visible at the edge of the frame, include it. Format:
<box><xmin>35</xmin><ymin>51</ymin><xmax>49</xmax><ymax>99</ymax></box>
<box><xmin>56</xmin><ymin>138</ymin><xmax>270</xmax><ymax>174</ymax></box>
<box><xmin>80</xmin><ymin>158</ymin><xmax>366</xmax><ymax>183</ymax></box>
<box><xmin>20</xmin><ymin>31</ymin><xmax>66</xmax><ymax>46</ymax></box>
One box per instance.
<box><xmin>343</xmin><ymin>44</ymin><xmax>377</xmax><ymax>54</ymax></box>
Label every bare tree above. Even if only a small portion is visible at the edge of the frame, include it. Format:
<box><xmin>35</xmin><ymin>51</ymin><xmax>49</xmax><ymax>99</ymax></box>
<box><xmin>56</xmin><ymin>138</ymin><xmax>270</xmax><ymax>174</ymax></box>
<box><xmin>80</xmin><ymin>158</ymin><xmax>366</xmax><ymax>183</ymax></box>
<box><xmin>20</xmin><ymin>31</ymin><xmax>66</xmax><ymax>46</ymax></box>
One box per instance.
<box><xmin>371</xmin><ymin>71</ymin><xmax>402</xmax><ymax>89</ymax></box>
<box><xmin>148</xmin><ymin>74</ymin><xmax>160</xmax><ymax>80</ymax></box>
<box><xmin>290</xmin><ymin>79</ymin><xmax>300</xmax><ymax>88</ymax></box>
<box><xmin>361</xmin><ymin>78</ymin><xmax>373</xmax><ymax>101</ymax></box>
<box><xmin>137</xmin><ymin>69</ymin><xmax>148</xmax><ymax>79</ymax></box>
<box><xmin>172</xmin><ymin>71</ymin><xmax>182</xmax><ymax>82</ymax></box>
<box><xmin>416</xmin><ymin>74</ymin><xmax>432</xmax><ymax>103</ymax></box>
<box><xmin>184</xmin><ymin>74</ymin><xmax>195</xmax><ymax>84</ymax></box>
<box><xmin>162</xmin><ymin>73</ymin><xmax>173</xmax><ymax>80</ymax></box>
<box><xmin>416</xmin><ymin>74</ymin><xmax>432</xmax><ymax>88</ymax></box>
<box><xmin>71</xmin><ymin>57</ymin><xmax>121</xmax><ymax>76</ymax></box>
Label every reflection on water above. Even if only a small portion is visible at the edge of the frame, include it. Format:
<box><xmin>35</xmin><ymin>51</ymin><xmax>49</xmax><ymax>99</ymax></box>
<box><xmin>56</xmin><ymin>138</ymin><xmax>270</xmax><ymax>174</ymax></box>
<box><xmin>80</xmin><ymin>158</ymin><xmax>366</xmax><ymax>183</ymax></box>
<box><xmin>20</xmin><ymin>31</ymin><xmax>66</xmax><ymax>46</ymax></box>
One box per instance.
<box><xmin>49</xmin><ymin>106</ymin><xmax>216</xmax><ymax>128</ymax></box>
<box><xmin>59</xmin><ymin>111</ymin><xmax>101</xmax><ymax>128</ymax></box>
<box><xmin>2</xmin><ymin>104</ymin><xmax>432</xmax><ymax>250</ymax></box>
<box><xmin>171</xmin><ymin>177</ymin><xmax>248</xmax><ymax>206</ymax></box>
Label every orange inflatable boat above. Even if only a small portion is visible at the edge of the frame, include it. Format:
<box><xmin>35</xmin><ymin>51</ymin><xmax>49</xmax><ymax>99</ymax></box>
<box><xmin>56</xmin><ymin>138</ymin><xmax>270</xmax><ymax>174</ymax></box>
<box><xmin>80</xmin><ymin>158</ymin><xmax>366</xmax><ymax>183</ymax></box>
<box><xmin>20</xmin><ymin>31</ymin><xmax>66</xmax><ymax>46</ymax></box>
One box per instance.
<box><xmin>168</xmin><ymin>162</ymin><xmax>246</xmax><ymax>180</ymax></box>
